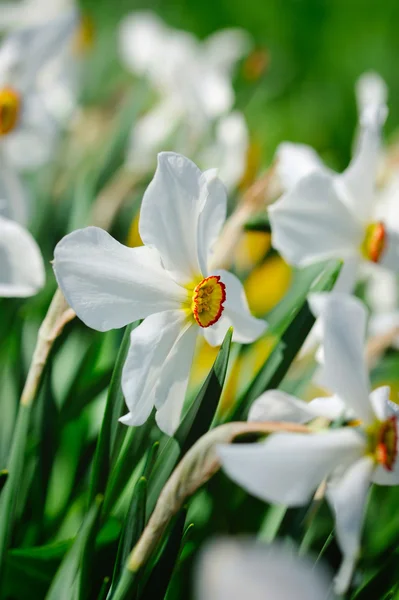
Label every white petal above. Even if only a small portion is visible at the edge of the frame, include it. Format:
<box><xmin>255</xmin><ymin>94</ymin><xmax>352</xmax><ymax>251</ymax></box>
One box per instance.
<box><xmin>126</xmin><ymin>99</ymin><xmax>181</xmax><ymax>174</ymax></box>
<box><xmin>139</xmin><ymin>152</ymin><xmax>217</xmax><ymax>283</ymax></box>
<box><xmin>269</xmin><ymin>172</ymin><xmax>362</xmax><ymax>267</ymax></box>
<box><xmin>276</xmin><ymin>142</ymin><xmax>330</xmax><ymax>192</ymax></box>
<box><xmin>364</xmin><ymin>267</ymin><xmax>398</xmax><ymax>315</ymax></box>
<box><xmin>368</xmin><ymin>312</ymin><xmax>399</xmax><ymax>351</ymax></box>
<box><xmin>53</xmin><ymin>227</ymin><xmax>185</xmax><ymax>332</ymax></box>
<box><xmin>196</xmin><ymin>538</ymin><xmax>335</xmax><ymax>600</ymax></box>
<box><xmin>307</xmin><ymin>396</ymin><xmax>348</xmax><ymax>420</ymax></box>
<box><xmin>203</xmin><ymin>270</ymin><xmax>267</xmax><ymax>346</ymax></box>
<box><xmin>313</xmin><ymin>294</ymin><xmax>374</xmax><ymax>423</ymax></box>
<box><xmin>326</xmin><ymin>456</ymin><xmax>374</xmax><ymax>595</ymax></box>
<box><xmin>154</xmin><ymin>324</ymin><xmax>198</xmax><ymax>435</ymax></box>
<box><xmin>338</xmin><ymin>81</ymin><xmax>385</xmax><ymax>224</ymax></box>
<box><xmin>0</xmin><ymin>215</ymin><xmax>45</xmax><ymax>297</ymax></box>
<box><xmin>121</xmin><ymin>310</ymin><xmax>195</xmax><ymax>431</ymax></box>
<box><xmin>218</xmin><ymin>428</ymin><xmax>365</xmax><ymax>506</ymax></box>
<box><xmin>118</xmin><ymin>12</ymin><xmax>166</xmax><ymax>76</ymax></box>
<box><xmin>198</xmin><ymin>169</ymin><xmax>227</xmax><ymax>266</ymax></box>
<box><xmin>333</xmin><ymin>257</ymin><xmax>360</xmax><ymax>294</ymax></box>
<box><xmin>379</xmin><ymin>228</ymin><xmax>399</xmax><ymax>273</ymax></box>
<box><xmin>248</xmin><ymin>390</ymin><xmax>321</xmax><ymax>424</ymax></box>
<box><xmin>369</xmin><ymin>386</ymin><xmax>391</xmax><ymax>421</ymax></box>
<box><xmin>0</xmin><ymin>156</ymin><xmax>29</xmax><ymax>224</ymax></box>
<box><xmin>356</xmin><ymin>72</ymin><xmax>388</xmax><ymax>129</ymax></box>
<box><xmin>203</xmin><ymin>28</ymin><xmax>252</xmax><ymax>73</ymax></box>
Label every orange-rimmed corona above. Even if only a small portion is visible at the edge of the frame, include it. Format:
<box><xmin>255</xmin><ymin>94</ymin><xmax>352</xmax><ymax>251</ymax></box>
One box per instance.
<box><xmin>361</xmin><ymin>221</ymin><xmax>387</xmax><ymax>263</ymax></box>
<box><xmin>191</xmin><ymin>275</ymin><xmax>226</xmax><ymax>328</ymax></box>
<box><xmin>0</xmin><ymin>87</ymin><xmax>21</xmax><ymax>135</ymax></box>
<box><xmin>376</xmin><ymin>416</ymin><xmax>398</xmax><ymax>471</ymax></box>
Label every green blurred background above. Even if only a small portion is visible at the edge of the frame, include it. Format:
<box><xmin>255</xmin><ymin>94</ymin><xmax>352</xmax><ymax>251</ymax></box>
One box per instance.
<box><xmin>82</xmin><ymin>0</ymin><xmax>399</xmax><ymax>171</ymax></box>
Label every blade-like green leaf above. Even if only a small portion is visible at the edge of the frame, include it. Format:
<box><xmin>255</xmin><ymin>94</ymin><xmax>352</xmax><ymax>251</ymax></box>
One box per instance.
<box><xmin>0</xmin><ymin>403</ymin><xmax>31</xmax><ymax>588</ymax></box>
<box><xmin>111</xmin><ymin>477</ymin><xmax>147</xmax><ymax>592</ymax></box>
<box><xmin>147</xmin><ymin>327</ymin><xmax>233</xmax><ymax>515</ymax></box>
<box><xmin>175</xmin><ymin>327</ymin><xmax>233</xmax><ymax>452</ymax></box>
<box><xmin>89</xmin><ymin>322</ymin><xmax>139</xmax><ymax>505</ymax></box>
<box><xmin>138</xmin><ymin>510</ymin><xmax>188</xmax><ymax>600</ymax></box>
<box><xmin>0</xmin><ymin>471</ymin><xmax>8</xmax><ymax>497</ymax></box>
<box><xmin>45</xmin><ymin>496</ymin><xmax>103</xmax><ymax>600</ymax></box>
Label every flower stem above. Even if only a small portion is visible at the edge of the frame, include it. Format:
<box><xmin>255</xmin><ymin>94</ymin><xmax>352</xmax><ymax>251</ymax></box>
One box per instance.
<box><xmin>118</xmin><ymin>421</ymin><xmax>309</xmax><ymax>584</ymax></box>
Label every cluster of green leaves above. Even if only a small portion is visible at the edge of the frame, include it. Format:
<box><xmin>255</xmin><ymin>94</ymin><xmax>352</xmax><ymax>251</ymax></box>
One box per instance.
<box><xmin>2</xmin><ymin>1</ymin><xmax>399</xmax><ymax>598</ymax></box>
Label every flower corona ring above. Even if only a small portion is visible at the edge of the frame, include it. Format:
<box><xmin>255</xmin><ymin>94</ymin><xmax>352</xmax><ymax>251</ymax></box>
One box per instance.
<box><xmin>191</xmin><ymin>275</ymin><xmax>226</xmax><ymax>328</ymax></box>
<box><xmin>376</xmin><ymin>416</ymin><xmax>398</xmax><ymax>471</ymax></box>
<box><xmin>361</xmin><ymin>221</ymin><xmax>387</xmax><ymax>263</ymax></box>
<box><xmin>0</xmin><ymin>87</ymin><xmax>21</xmax><ymax>135</ymax></box>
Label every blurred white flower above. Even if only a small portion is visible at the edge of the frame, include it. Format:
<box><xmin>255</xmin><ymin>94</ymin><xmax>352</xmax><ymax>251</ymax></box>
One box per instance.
<box><xmin>53</xmin><ymin>153</ymin><xmax>266</xmax><ymax>435</ymax></box>
<box><xmin>0</xmin><ymin>214</ymin><xmax>45</xmax><ymax>297</ymax></box>
<box><xmin>196</xmin><ymin>538</ymin><xmax>335</xmax><ymax>600</ymax></box>
<box><xmin>270</xmin><ymin>72</ymin><xmax>399</xmax><ymax>295</ymax></box>
<box><xmin>0</xmin><ymin>12</ymin><xmax>78</xmax><ymax>171</ymax></box>
<box><xmin>0</xmin><ymin>0</ymin><xmax>76</xmax><ymax>28</ymax></box>
<box><xmin>119</xmin><ymin>12</ymin><xmax>251</xmax><ymax>177</ymax></box>
<box><xmin>199</xmin><ymin>112</ymin><xmax>249</xmax><ymax>192</ymax></box>
<box><xmin>219</xmin><ymin>294</ymin><xmax>399</xmax><ymax>594</ymax></box>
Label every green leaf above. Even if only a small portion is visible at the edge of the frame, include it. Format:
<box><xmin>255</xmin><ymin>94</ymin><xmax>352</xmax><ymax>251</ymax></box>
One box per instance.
<box><xmin>244</xmin><ymin>212</ymin><xmax>271</xmax><ymax>232</ymax></box>
<box><xmin>138</xmin><ymin>510</ymin><xmax>188</xmax><ymax>600</ymax></box>
<box><xmin>111</xmin><ymin>477</ymin><xmax>147</xmax><ymax>591</ymax></box>
<box><xmin>0</xmin><ymin>471</ymin><xmax>7</xmax><ymax>496</ymax></box>
<box><xmin>46</xmin><ymin>496</ymin><xmax>103</xmax><ymax>600</ymax></box>
<box><xmin>175</xmin><ymin>327</ymin><xmax>233</xmax><ymax>452</ymax></box>
<box><xmin>0</xmin><ymin>403</ymin><xmax>31</xmax><ymax>589</ymax></box>
<box><xmin>147</xmin><ymin>328</ymin><xmax>233</xmax><ymax>515</ymax></box>
<box><xmin>89</xmin><ymin>322</ymin><xmax>139</xmax><ymax>505</ymax></box>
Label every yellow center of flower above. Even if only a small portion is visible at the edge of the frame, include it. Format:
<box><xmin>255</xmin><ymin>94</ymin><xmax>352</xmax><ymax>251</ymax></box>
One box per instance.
<box><xmin>361</xmin><ymin>221</ymin><xmax>387</xmax><ymax>263</ymax></box>
<box><xmin>191</xmin><ymin>275</ymin><xmax>226</xmax><ymax>328</ymax></box>
<box><xmin>367</xmin><ymin>416</ymin><xmax>398</xmax><ymax>471</ymax></box>
<box><xmin>0</xmin><ymin>87</ymin><xmax>21</xmax><ymax>135</ymax></box>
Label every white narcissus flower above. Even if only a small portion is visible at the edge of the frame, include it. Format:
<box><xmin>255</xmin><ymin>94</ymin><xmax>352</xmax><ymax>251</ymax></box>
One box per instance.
<box><xmin>219</xmin><ymin>294</ymin><xmax>399</xmax><ymax>594</ymax></box>
<box><xmin>269</xmin><ymin>72</ymin><xmax>399</xmax><ymax>295</ymax></box>
<box><xmin>0</xmin><ymin>12</ymin><xmax>78</xmax><ymax>171</ymax></box>
<box><xmin>53</xmin><ymin>152</ymin><xmax>266</xmax><ymax>435</ymax></box>
<box><xmin>119</xmin><ymin>12</ymin><xmax>251</xmax><ymax>175</ymax></box>
<box><xmin>196</xmin><ymin>538</ymin><xmax>335</xmax><ymax>600</ymax></box>
<box><xmin>199</xmin><ymin>112</ymin><xmax>249</xmax><ymax>192</ymax></box>
<box><xmin>0</xmin><ymin>214</ymin><xmax>45</xmax><ymax>297</ymax></box>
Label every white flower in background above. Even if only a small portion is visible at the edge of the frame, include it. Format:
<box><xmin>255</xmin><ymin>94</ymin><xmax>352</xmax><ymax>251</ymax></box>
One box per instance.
<box><xmin>199</xmin><ymin>112</ymin><xmax>249</xmax><ymax>192</ymax></box>
<box><xmin>119</xmin><ymin>12</ymin><xmax>251</xmax><ymax>176</ymax></box>
<box><xmin>53</xmin><ymin>152</ymin><xmax>266</xmax><ymax>434</ymax></box>
<box><xmin>196</xmin><ymin>538</ymin><xmax>335</xmax><ymax>600</ymax></box>
<box><xmin>219</xmin><ymin>294</ymin><xmax>399</xmax><ymax>594</ymax></box>
<box><xmin>269</xmin><ymin>72</ymin><xmax>399</xmax><ymax>295</ymax></box>
<box><xmin>0</xmin><ymin>0</ymin><xmax>76</xmax><ymax>29</ymax></box>
<box><xmin>0</xmin><ymin>214</ymin><xmax>45</xmax><ymax>297</ymax></box>
<box><xmin>0</xmin><ymin>12</ymin><xmax>78</xmax><ymax>171</ymax></box>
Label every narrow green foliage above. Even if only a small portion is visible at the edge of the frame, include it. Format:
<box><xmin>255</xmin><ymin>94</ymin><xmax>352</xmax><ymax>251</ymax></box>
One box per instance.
<box><xmin>0</xmin><ymin>471</ymin><xmax>7</xmax><ymax>496</ymax></box>
<box><xmin>147</xmin><ymin>328</ymin><xmax>233</xmax><ymax>515</ymax></box>
<box><xmin>89</xmin><ymin>322</ymin><xmax>139</xmax><ymax>505</ymax></box>
<box><xmin>46</xmin><ymin>495</ymin><xmax>103</xmax><ymax>600</ymax></box>
<box><xmin>0</xmin><ymin>404</ymin><xmax>31</xmax><ymax>588</ymax></box>
<box><xmin>244</xmin><ymin>212</ymin><xmax>271</xmax><ymax>232</ymax></box>
<box><xmin>111</xmin><ymin>477</ymin><xmax>147</xmax><ymax>590</ymax></box>
<box><xmin>175</xmin><ymin>327</ymin><xmax>233</xmax><ymax>452</ymax></box>
<box><xmin>137</xmin><ymin>510</ymin><xmax>188</xmax><ymax>600</ymax></box>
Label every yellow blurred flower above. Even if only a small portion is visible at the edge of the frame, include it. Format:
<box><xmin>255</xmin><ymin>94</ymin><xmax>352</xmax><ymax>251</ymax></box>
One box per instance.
<box><xmin>234</xmin><ymin>231</ymin><xmax>271</xmax><ymax>271</ymax></box>
<box><xmin>244</xmin><ymin>255</ymin><xmax>292</xmax><ymax>316</ymax></box>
